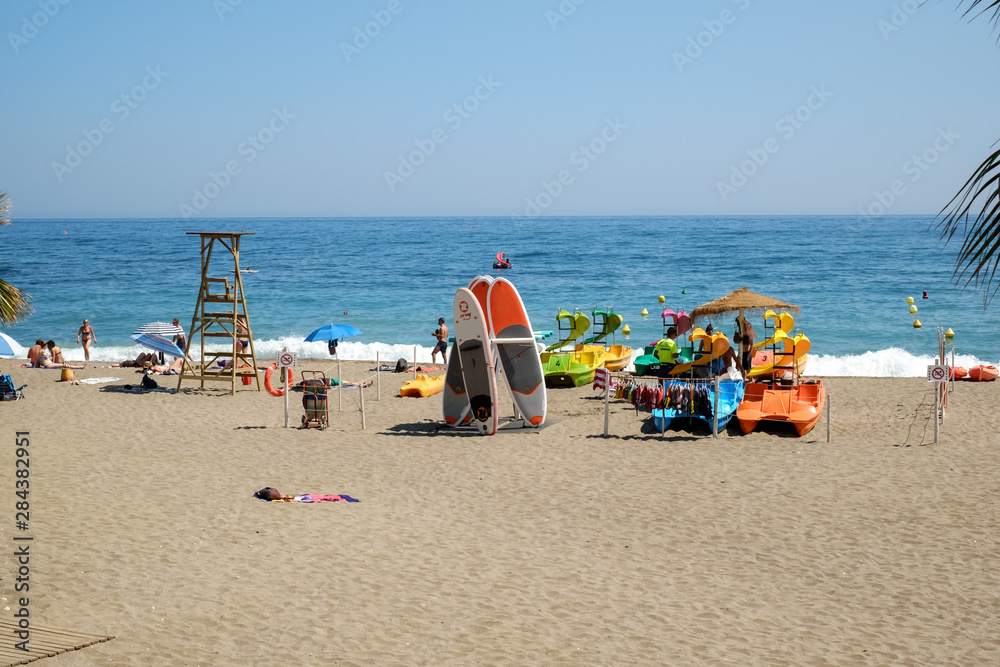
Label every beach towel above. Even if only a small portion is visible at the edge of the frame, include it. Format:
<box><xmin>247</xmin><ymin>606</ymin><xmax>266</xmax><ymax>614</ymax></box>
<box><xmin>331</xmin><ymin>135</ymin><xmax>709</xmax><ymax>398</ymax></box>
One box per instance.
<box><xmin>253</xmin><ymin>492</ymin><xmax>358</xmax><ymax>503</ymax></box>
<box><xmin>75</xmin><ymin>376</ymin><xmax>120</xmax><ymax>385</ymax></box>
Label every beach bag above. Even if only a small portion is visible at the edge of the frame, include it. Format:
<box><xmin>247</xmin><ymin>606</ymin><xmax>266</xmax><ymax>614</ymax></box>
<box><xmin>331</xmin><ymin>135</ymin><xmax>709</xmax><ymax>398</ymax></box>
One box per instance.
<box><xmin>141</xmin><ymin>373</ymin><xmax>158</xmax><ymax>390</ymax></box>
<box><xmin>395</xmin><ymin>358</ymin><xmax>408</xmax><ymax>373</ymax></box>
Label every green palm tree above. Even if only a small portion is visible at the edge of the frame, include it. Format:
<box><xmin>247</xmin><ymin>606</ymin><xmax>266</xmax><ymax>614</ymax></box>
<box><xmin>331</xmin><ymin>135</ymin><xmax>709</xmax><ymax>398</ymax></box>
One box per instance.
<box><xmin>938</xmin><ymin>1</ymin><xmax>1000</xmax><ymax>306</ymax></box>
<box><xmin>0</xmin><ymin>193</ymin><xmax>33</xmax><ymax>326</ymax></box>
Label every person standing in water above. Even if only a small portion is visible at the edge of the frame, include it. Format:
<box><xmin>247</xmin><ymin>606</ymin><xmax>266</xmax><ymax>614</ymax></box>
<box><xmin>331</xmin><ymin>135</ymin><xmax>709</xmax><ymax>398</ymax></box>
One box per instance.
<box><xmin>77</xmin><ymin>319</ymin><xmax>96</xmax><ymax>361</ymax></box>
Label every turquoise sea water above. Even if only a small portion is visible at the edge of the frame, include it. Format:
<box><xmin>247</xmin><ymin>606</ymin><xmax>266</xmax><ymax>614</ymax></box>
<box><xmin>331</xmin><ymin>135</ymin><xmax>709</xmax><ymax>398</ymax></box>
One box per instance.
<box><xmin>1</xmin><ymin>216</ymin><xmax>996</xmax><ymax>375</ymax></box>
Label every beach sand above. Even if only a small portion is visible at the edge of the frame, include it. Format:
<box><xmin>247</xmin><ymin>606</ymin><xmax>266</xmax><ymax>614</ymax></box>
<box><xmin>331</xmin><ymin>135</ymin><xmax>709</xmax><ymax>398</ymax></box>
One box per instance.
<box><xmin>2</xmin><ymin>361</ymin><xmax>998</xmax><ymax>665</ymax></box>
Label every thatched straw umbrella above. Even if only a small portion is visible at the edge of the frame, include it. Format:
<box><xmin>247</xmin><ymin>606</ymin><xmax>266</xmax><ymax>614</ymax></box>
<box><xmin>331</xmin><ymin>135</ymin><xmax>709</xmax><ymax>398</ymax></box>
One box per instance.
<box><xmin>689</xmin><ymin>286</ymin><xmax>799</xmax><ymax>329</ymax></box>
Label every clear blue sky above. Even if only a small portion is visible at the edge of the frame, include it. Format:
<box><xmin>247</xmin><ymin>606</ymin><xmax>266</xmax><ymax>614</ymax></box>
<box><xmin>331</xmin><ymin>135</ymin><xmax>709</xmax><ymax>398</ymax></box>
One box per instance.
<box><xmin>1</xmin><ymin>0</ymin><xmax>998</xmax><ymax>218</ymax></box>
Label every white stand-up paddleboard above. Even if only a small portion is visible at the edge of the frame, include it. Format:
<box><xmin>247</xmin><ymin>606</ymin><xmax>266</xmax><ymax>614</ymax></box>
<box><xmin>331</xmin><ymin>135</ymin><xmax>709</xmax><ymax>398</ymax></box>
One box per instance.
<box><xmin>443</xmin><ymin>276</ymin><xmax>493</xmax><ymax>427</ymax></box>
<box><xmin>453</xmin><ymin>287</ymin><xmax>498</xmax><ymax>435</ymax></box>
<box><xmin>487</xmin><ymin>278</ymin><xmax>546</xmax><ymax>426</ymax></box>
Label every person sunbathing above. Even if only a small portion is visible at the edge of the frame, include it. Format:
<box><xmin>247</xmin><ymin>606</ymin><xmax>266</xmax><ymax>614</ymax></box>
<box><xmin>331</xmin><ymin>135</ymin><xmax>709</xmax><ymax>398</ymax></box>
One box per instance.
<box><xmin>111</xmin><ymin>352</ymin><xmax>160</xmax><ymax>368</ymax></box>
<box><xmin>150</xmin><ymin>357</ymin><xmax>185</xmax><ymax>375</ymax></box>
<box><xmin>34</xmin><ymin>346</ymin><xmax>84</xmax><ymax>369</ymax></box>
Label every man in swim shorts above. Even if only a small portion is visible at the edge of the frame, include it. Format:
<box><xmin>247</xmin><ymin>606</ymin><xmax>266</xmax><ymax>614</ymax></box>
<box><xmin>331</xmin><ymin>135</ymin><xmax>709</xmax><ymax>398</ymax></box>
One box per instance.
<box><xmin>431</xmin><ymin>317</ymin><xmax>448</xmax><ymax>365</ymax></box>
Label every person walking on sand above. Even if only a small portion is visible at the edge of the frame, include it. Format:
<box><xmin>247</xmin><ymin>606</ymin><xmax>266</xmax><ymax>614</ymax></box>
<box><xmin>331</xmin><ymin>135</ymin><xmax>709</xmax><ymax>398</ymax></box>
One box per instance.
<box><xmin>77</xmin><ymin>319</ymin><xmax>96</xmax><ymax>361</ymax></box>
<box><xmin>431</xmin><ymin>318</ymin><xmax>448</xmax><ymax>365</ymax></box>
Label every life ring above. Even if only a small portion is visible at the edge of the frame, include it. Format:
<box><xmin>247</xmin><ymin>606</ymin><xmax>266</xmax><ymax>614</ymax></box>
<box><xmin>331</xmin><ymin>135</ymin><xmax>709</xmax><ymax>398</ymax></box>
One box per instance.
<box><xmin>264</xmin><ymin>363</ymin><xmax>293</xmax><ymax>396</ymax></box>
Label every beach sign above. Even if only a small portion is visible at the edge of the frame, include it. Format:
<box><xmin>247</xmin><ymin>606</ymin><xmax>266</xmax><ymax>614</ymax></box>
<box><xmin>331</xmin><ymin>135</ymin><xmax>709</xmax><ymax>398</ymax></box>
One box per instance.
<box><xmin>278</xmin><ymin>351</ymin><xmax>296</xmax><ymax>368</ymax></box>
<box><xmin>927</xmin><ymin>365</ymin><xmax>948</xmax><ymax>382</ymax></box>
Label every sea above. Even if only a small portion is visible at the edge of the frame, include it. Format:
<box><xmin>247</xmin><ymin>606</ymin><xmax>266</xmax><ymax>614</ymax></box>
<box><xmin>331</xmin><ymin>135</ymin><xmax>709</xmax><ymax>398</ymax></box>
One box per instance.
<box><xmin>1</xmin><ymin>216</ymin><xmax>997</xmax><ymax>376</ymax></box>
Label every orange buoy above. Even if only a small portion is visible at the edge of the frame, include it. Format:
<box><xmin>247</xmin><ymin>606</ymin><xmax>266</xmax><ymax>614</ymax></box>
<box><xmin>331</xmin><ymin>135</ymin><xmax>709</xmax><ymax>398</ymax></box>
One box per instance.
<box><xmin>264</xmin><ymin>363</ymin><xmax>294</xmax><ymax>396</ymax></box>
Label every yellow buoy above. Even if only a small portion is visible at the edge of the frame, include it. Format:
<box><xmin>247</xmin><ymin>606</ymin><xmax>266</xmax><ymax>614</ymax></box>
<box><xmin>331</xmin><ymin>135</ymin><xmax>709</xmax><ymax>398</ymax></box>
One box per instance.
<box><xmin>945</xmin><ymin>328</ymin><xmax>955</xmax><ymax>338</ymax></box>
<box><xmin>622</xmin><ymin>324</ymin><xmax>631</xmax><ymax>336</ymax></box>
<box><xmin>909</xmin><ymin>305</ymin><xmax>918</xmax><ymax>314</ymax></box>
<box><xmin>640</xmin><ymin>308</ymin><xmax>648</xmax><ymax>317</ymax></box>
<box><xmin>906</xmin><ymin>296</ymin><xmax>914</xmax><ymax>304</ymax></box>
<box><xmin>913</xmin><ymin>319</ymin><xmax>922</xmax><ymax>328</ymax></box>
<box><xmin>658</xmin><ymin>295</ymin><xmax>665</xmax><ymax>303</ymax></box>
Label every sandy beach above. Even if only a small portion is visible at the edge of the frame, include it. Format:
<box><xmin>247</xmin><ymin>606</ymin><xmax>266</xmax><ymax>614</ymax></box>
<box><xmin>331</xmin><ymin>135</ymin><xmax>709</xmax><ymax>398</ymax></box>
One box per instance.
<box><xmin>2</xmin><ymin>361</ymin><xmax>998</xmax><ymax>665</ymax></box>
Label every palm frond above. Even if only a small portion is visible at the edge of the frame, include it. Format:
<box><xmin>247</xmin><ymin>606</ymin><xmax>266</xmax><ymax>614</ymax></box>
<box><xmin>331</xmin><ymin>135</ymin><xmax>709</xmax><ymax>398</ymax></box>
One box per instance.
<box><xmin>937</xmin><ymin>143</ymin><xmax>1000</xmax><ymax>306</ymax></box>
<box><xmin>0</xmin><ymin>278</ymin><xmax>32</xmax><ymax>326</ymax></box>
<box><xmin>0</xmin><ymin>192</ymin><xmax>10</xmax><ymax>225</ymax></box>
<box><xmin>956</xmin><ymin>0</ymin><xmax>1000</xmax><ymax>28</ymax></box>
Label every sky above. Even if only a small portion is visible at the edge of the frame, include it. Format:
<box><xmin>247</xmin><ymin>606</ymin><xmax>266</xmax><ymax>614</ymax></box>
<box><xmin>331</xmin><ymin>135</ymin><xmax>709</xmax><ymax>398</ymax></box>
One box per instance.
<box><xmin>1</xmin><ymin>0</ymin><xmax>998</xmax><ymax>219</ymax></box>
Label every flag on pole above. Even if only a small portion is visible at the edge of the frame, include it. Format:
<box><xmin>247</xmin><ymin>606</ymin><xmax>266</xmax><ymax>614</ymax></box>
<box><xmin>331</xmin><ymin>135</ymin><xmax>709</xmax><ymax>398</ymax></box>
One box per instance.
<box><xmin>593</xmin><ymin>367</ymin><xmax>612</xmax><ymax>391</ymax></box>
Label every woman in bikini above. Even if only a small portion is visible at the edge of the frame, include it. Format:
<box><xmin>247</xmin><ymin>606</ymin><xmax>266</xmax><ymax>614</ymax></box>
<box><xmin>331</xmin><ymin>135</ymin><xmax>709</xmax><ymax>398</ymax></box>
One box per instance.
<box><xmin>77</xmin><ymin>319</ymin><xmax>96</xmax><ymax>361</ymax></box>
<box><xmin>34</xmin><ymin>343</ymin><xmax>84</xmax><ymax>370</ymax></box>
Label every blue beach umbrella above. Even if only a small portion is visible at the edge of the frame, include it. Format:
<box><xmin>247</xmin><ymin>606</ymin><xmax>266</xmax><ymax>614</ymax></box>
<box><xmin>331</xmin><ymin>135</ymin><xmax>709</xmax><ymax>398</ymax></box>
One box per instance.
<box><xmin>134</xmin><ymin>321</ymin><xmax>184</xmax><ymax>337</ymax></box>
<box><xmin>129</xmin><ymin>333</ymin><xmax>184</xmax><ymax>359</ymax></box>
<box><xmin>304</xmin><ymin>324</ymin><xmax>362</xmax><ymax>355</ymax></box>
<box><xmin>0</xmin><ymin>331</ymin><xmax>21</xmax><ymax>358</ymax></box>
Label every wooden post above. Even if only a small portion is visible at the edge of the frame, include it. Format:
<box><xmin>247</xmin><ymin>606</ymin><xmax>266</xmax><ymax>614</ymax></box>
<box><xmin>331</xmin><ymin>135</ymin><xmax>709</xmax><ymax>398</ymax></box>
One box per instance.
<box><xmin>659</xmin><ymin>378</ymin><xmax>665</xmax><ymax>439</ymax></box>
<box><xmin>359</xmin><ymin>383</ymin><xmax>366</xmax><ymax>430</ymax></box>
<box><xmin>712</xmin><ymin>374</ymin><xmax>719</xmax><ymax>438</ymax></box>
<box><xmin>934</xmin><ymin>383</ymin><xmax>940</xmax><ymax>443</ymax></box>
<box><xmin>338</xmin><ymin>356</ymin><xmax>343</xmax><ymax>412</ymax></box>
<box><xmin>826</xmin><ymin>391</ymin><xmax>831</xmax><ymax>443</ymax></box>
<box><xmin>413</xmin><ymin>345</ymin><xmax>417</xmax><ymax>376</ymax></box>
<box><xmin>376</xmin><ymin>350</ymin><xmax>381</xmax><ymax>401</ymax></box>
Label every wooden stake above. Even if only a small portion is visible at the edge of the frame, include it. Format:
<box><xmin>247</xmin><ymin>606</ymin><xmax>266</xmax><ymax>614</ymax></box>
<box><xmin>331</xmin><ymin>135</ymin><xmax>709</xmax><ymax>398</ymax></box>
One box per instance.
<box><xmin>826</xmin><ymin>391</ymin><xmax>831</xmax><ymax>443</ymax></box>
<box><xmin>338</xmin><ymin>356</ymin><xmax>343</xmax><ymax>412</ymax></box>
<box><xmin>603</xmin><ymin>376</ymin><xmax>610</xmax><ymax>438</ymax></box>
<box><xmin>360</xmin><ymin>384</ymin><xmax>366</xmax><ymax>430</ymax></box>
<box><xmin>376</xmin><ymin>350</ymin><xmax>380</xmax><ymax>401</ymax></box>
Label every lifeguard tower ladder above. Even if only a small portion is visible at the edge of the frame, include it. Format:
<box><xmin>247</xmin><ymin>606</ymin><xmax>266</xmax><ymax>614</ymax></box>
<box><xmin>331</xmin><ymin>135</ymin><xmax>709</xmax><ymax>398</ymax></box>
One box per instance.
<box><xmin>178</xmin><ymin>232</ymin><xmax>260</xmax><ymax>394</ymax></box>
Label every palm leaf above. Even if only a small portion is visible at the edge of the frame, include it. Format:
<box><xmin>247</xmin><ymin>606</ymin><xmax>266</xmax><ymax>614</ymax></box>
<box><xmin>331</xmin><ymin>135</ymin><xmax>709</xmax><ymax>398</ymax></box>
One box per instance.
<box><xmin>937</xmin><ymin>145</ymin><xmax>1000</xmax><ymax>305</ymax></box>
<box><xmin>0</xmin><ymin>192</ymin><xmax>10</xmax><ymax>225</ymax></box>
<box><xmin>0</xmin><ymin>278</ymin><xmax>32</xmax><ymax>326</ymax></box>
<box><xmin>935</xmin><ymin>1</ymin><xmax>1000</xmax><ymax>306</ymax></box>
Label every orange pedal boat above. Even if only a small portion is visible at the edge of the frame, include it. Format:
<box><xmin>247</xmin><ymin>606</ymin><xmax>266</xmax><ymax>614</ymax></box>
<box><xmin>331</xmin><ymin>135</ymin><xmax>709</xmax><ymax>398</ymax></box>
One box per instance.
<box><xmin>736</xmin><ymin>380</ymin><xmax>826</xmax><ymax>436</ymax></box>
<box><xmin>967</xmin><ymin>365</ymin><xmax>998</xmax><ymax>381</ymax></box>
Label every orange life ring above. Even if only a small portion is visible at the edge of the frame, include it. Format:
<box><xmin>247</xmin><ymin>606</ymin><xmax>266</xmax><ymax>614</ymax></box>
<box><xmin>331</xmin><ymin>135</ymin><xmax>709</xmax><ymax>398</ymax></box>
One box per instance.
<box><xmin>264</xmin><ymin>363</ymin><xmax>293</xmax><ymax>396</ymax></box>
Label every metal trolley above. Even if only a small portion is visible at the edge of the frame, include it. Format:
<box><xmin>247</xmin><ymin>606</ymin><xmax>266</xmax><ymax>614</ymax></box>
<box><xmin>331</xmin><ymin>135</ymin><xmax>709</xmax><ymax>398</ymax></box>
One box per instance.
<box><xmin>300</xmin><ymin>370</ymin><xmax>329</xmax><ymax>429</ymax></box>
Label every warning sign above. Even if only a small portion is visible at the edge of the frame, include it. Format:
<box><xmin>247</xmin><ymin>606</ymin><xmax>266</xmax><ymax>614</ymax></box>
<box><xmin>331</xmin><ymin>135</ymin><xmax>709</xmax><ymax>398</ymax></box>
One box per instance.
<box><xmin>927</xmin><ymin>365</ymin><xmax>948</xmax><ymax>382</ymax></box>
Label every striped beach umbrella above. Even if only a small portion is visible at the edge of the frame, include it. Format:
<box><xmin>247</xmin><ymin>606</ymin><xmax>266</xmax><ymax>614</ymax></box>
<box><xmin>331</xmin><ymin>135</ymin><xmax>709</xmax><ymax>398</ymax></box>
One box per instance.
<box><xmin>133</xmin><ymin>321</ymin><xmax>184</xmax><ymax>337</ymax></box>
<box><xmin>129</xmin><ymin>333</ymin><xmax>184</xmax><ymax>359</ymax></box>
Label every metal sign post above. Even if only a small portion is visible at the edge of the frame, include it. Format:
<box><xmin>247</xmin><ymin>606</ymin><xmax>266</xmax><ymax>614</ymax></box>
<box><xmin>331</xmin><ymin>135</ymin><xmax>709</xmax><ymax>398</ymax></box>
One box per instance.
<box><xmin>927</xmin><ymin>364</ymin><xmax>948</xmax><ymax>443</ymax></box>
<box><xmin>278</xmin><ymin>348</ymin><xmax>296</xmax><ymax>428</ymax></box>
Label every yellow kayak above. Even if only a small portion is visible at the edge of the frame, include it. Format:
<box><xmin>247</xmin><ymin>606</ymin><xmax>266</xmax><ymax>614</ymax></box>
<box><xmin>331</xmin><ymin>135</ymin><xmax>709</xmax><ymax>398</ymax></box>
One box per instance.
<box><xmin>400</xmin><ymin>374</ymin><xmax>445</xmax><ymax>397</ymax></box>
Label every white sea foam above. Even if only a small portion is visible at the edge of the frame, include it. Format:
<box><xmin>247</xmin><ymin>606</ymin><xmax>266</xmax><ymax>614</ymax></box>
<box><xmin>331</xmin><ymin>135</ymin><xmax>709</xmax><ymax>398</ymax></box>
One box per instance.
<box><xmin>803</xmin><ymin>347</ymin><xmax>991</xmax><ymax>377</ymax></box>
<box><xmin>26</xmin><ymin>341</ymin><xmax>993</xmax><ymax>377</ymax></box>
<box><xmin>46</xmin><ymin>339</ymin><xmax>439</xmax><ymax>365</ymax></box>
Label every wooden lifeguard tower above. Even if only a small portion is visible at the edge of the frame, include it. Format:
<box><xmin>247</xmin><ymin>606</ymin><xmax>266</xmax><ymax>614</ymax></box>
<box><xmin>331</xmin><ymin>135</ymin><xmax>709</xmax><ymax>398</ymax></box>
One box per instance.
<box><xmin>178</xmin><ymin>232</ymin><xmax>260</xmax><ymax>394</ymax></box>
